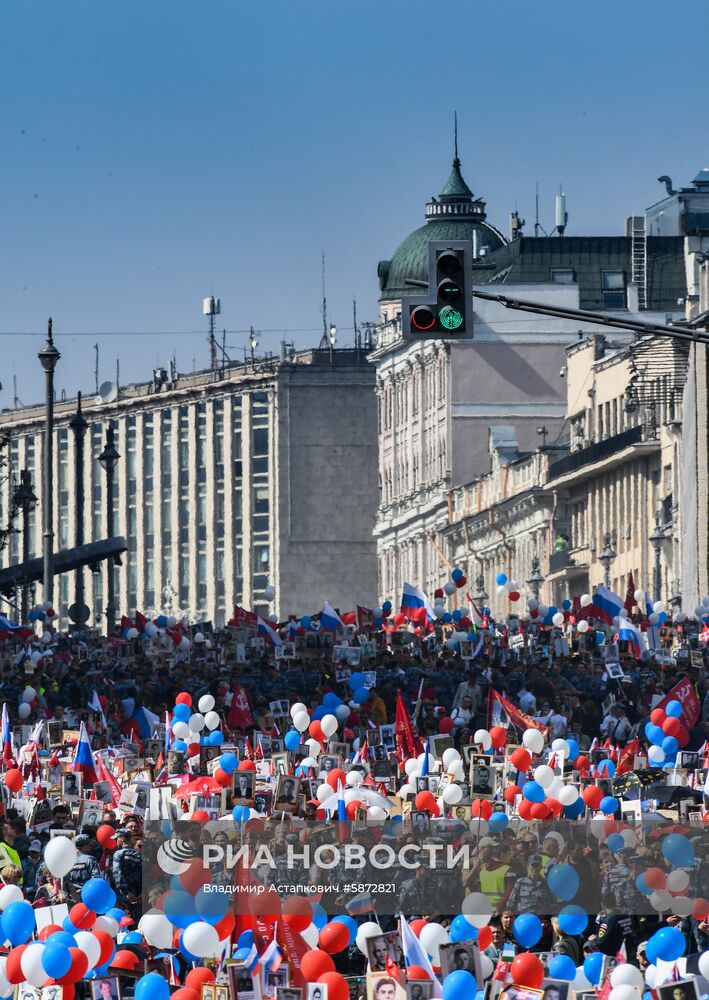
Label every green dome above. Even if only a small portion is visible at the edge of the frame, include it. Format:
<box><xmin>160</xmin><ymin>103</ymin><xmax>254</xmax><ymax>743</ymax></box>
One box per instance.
<box><xmin>378</xmin><ymin>156</ymin><xmax>506</xmax><ymax>301</ymax></box>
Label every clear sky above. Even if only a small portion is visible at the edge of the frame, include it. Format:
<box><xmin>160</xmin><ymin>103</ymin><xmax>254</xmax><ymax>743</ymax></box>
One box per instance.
<box><xmin>1</xmin><ymin>0</ymin><xmax>707</xmax><ymax>404</ymax></box>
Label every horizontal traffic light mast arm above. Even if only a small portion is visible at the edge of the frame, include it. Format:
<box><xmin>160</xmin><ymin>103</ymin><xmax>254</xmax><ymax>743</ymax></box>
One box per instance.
<box><xmin>471</xmin><ymin>288</ymin><xmax>709</xmax><ymax>347</ymax></box>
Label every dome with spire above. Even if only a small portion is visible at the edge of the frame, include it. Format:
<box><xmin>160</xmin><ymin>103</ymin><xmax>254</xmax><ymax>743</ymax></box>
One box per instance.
<box><xmin>377</xmin><ymin>151</ymin><xmax>506</xmax><ymax>302</ymax></box>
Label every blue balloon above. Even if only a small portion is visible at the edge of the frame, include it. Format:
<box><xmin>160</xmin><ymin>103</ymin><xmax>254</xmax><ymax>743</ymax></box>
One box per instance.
<box><xmin>162</xmin><ymin>890</ymin><xmax>197</xmax><ymax>929</ymax></box>
<box><xmin>607</xmin><ymin>833</ymin><xmax>624</xmax><ymax>852</ymax></box>
<box><xmin>42</xmin><ymin>942</ymin><xmax>73</xmax><ymax>979</ymax></box>
<box><xmin>584</xmin><ymin>953</ymin><xmax>605</xmax><ymax>986</ymax></box>
<box><xmin>443</xmin><ymin>970</ymin><xmax>477</xmax><ymax>1000</ymax></box>
<box><xmin>136</xmin><ymin>973</ymin><xmax>170</xmax><ymax>1000</ymax></box>
<box><xmin>310</xmin><ymin>901</ymin><xmax>328</xmax><ymax>930</ymax></box>
<box><xmin>233</xmin><ymin>805</ymin><xmax>250</xmax><ymax>823</ymax></box>
<box><xmin>451</xmin><ymin>569</ymin><xmax>463</xmax><ymax>582</ymax></box>
<box><xmin>597</xmin><ymin>759</ymin><xmax>616</xmax><ymax>777</ymax></box>
<box><xmin>156</xmin><ymin>615</ymin><xmax>168</xmax><ymax>628</ymax></box>
<box><xmin>635</xmin><ymin>874</ymin><xmax>652</xmax><ymax>895</ymax></box>
<box><xmin>564</xmin><ymin>799</ymin><xmax>585</xmax><ymax>819</ymax></box>
<box><xmin>488</xmin><ymin>812</ymin><xmax>509</xmax><ymax>833</ymax></box>
<box><xmin>46</xmin><ymin>931</ymin><xmax>77</xmax><ymax>949</ymax></box>
<box><xmin>382</xmin><ymin>601</ymin><xmax>392</xmax><ymax>614</ymax></box>
<box><xmin>662</xmin><ymin>736</ymin><xmax>678</xmax><ymax>755</ymax></box>
<box><xmin>595</xmin><ymin>630</ymin><xmax>606</xmax><ymax>646</ymax></box>
<box><xmin>558</xmin><ymin>906</ymin><xmax>587</xmax><ymax>936</ymax></box>
<box><xmin>514</xmin><ymin>913</ymin><xmax>542</xmax><ymax>948</ymax></box>
<box><xmin>285</xmin><ymin>731</ymin><xmax>301</xmax><ymax>751</ymax></box>
<box><xmin>600</xmin><ymin>796</ymin><xmax>619</xmax><ymax>815</ymax></box>
<box><xmin>565</xmin><ymin>738</ymin><xmax>580</xmax><ymax>761</ymax></box>
<box><xmin>300</xmin><ymin>616</ymin><xmax>312</xmax><ymax>629</ymax></box>
<box><xmin>173</xmin><ymin>703</ymin><xmax>190</xmax><ymax>722</ymax></box>
<box><xmin>450</xmin><ymin>915</ymin><xmax>477</xmax><ymax>942</ymax></box>
<box><xmin>349</xmin><ymin>672</ymin><xmax>365</xmax><ymax>690</ymax></box>
<box><xmin>354</xmin><ymin>686</ymin><xmax>369</xmax><ymax>704</ymax></box>
<box><xmin>442</xmin><ymin>612</ymin><xmax>453</xmax><ymax>624</ymax></box>
<box><xmin>522</xmin><ymin>780</ymin><xmax>546</xmax><ymax>803</ymax></box>
<box><xmin>311</xmin><ymin>706</ymin><xmax>327</xmax><ymax>720</ymax></box>
<box><xmin>661</xmin><ymin>833</ymin><xmax>695</xmax><ymax>868</ymax></box>
<box><xmin>235</xmin><ymin>947</ymin><xmax>253</xmax><ymax>962</ymax></box>
<box><xmin>81</xmin><ymin>877</ymin><xmax>116</xmax><ymax>914</ymax></box>
<box><xmin>645</xmin><ymin>723</ymin><xmax>665</xmax><ymax>745</ymax></box>
<box><xmin>208</xmin><ymin>730</ymin><xmax>224</xmax><ymax>747</ymax></box>
<box><xmin>332</xmin><ymin>914</ymin><xmax>358</xmax><ymax>945</ymax></box>
<box><xmin>666</xmin><ymin>700</ymin><xmax>683</xmax><ymax>718</ymax></box>
<box><xmin>650</xmin><ymin>926</ymin><xmax>686</xmax><ymax>962</ymax></box>
<box><xmin>323</xmin><ymin>692</ymin><xmax>341</xmax><ymax>708</ymax></box>
<box><xmin>1</xmin><ymin>900</ymin><xmax>35</xmax><ymax>945</ymax></box>
<box><xmin>195</xmin><ymin>885</ymin><xmax>229</xmax><ymax>924</ymax></box>
<box><xmin>562</xmin><ymin>599</ymin><xmax>572</xmax><ymax>611</ymax></box>
<box><xmin>219</xmin><ymin>752</ymin><xmax>238</xmax><ymax>774</ymax></box>
<box><xmin>548</xmin><ymin>955</ymin><xmax>577</xmax><ymax>981</ymax></box>
<box><xmin>238</xmin><ymin>930</ymin><xmax>254</xmax><ymax>950</ymax></box>
<box><xmin>452</xmin><ymin>610</ymin><xmax>462</xmax><ymax>622</ymax></box>
<box><xmin>547</xmin><ymin>863</ymin><xmax>580</xmax><ymax>900</ymax></box>
<box><xmin>496</xmin><ymin>573</ymin><xmax>508</xmax><ymax>586</ymax></box>
<box><xmin>122</xmin><ymin>932</ymin><xmax>142</xmax><ymax>944</ymax></box>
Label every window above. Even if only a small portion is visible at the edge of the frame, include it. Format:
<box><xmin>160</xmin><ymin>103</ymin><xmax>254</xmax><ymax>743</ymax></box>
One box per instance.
<box><xmin>601</xmin><ymin>270</ymin><xmax>626</xmax><ymax>308</ymax></box>
<box><xmin>551</xmin><ymin>269</ymin><xmax>575</xmax><ymax>284</ymax></box>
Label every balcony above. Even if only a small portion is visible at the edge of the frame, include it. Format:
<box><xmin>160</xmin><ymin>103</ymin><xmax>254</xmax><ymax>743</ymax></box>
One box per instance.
<box><xmin>548</xmin><ymin>424</ymin><xmax>644</xmax><ymax>479</ymax></box>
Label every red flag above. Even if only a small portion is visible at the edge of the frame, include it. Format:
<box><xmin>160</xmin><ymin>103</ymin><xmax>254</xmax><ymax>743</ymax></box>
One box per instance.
<box><xmin>654</xmin><ymin>675</ymin><xmax>701</xmax><ymax>727</ymax></box>
<box><xmin>228</xmin><ymin>606</ymin><xmax>258</xmax><ymax>628</ymax></box>
<box><xmin>624</xmin><ymin>573</ymin><xmax>637</xmax><ymax>616</ymax></box>
<box><xmin>228</xmin><ymin>685</ymin><xmax>254</xmax><ymax>730</ymax></box>
<box><xmin>395</xmin><ymin>691</ymin><xmax>423</xmax><ymax>762</ymax></box>
<box><xmin>95</xmin><ymin>756</ymin><xmax>122</xmax><ymax>807</ymax></box>
<box><xmin>487</xmin><ymin>689</ymin><xmax>548</xmax><ymax>734</ymax></box>
<box><xmin>616</xmin><ymin>738</ymin><xmax>640</xmax><ymax>775</ymax></box>
<box><xmin>135</xmin><ymin>611</ymin><xmax>148</xmax><ymax>633</ymax></box>
<box><xmin>120</xmin><ymin>615</ymin><xmax>134</xmax><ymax>632</ymax></box>
<box><xmin>357</xmin><ymin>605</ymin><xmax>377</xmax><ymax>630</ymax></box>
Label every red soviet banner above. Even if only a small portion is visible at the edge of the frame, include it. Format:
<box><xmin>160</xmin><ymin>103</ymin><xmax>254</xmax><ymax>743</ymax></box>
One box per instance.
<box><xmin>487</xmin><ymin>688</ymin><xmax>548</xmax><ymax>734</ymax></box>
<box><xmin>653</xmin><ymin>675</ymin><xmax>700</xmax><ymax>727</ymax></box>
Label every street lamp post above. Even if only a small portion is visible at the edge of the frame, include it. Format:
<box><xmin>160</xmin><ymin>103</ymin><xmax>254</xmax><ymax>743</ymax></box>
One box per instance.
<box><xmin>12</xmin><ymin>470</ymin><xmax>37</xmax><ymax>621</ymax></box>
<box><xmin>98</xmin><ymin>426</ymin><xmax>120</xmax><ymax>636</ymax></box>
<box><xmin>649</xmin><ymin>510</ymin><xmax>664</xmax><ymax>601</ymax></box>
<box><xmin>69</xmin><ymin>392</ymin><xmax>90</xmax><ymax>626</ymax></box>
<box><xmin>473</xmin><ymin>572</ymin><xmax>488</xmax><ymax>608</ymax></box>
<box><xmin>526</xmin><ymin>555</ymin><xmax>545</xmax><ymax>599</ymax></box>
<box><xmin>598</xmin><ymin>531</ymin><xmax>617</xmax><ymax>589</ymax></box>
<box><xmin>38</xmin><ymin>318</ymin><xmax>60</xmax><ymax>607</ymax></box>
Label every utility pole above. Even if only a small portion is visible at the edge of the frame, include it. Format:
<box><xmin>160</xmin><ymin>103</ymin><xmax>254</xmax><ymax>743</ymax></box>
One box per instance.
<box><xmin>38</xmin><ymin>318</ymin><xmax>60</xmax><ymax>607</ymax></box>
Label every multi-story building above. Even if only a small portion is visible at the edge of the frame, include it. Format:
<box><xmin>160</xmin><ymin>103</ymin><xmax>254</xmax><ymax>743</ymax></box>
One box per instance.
<box><xmin>0</xmin><ymin>348</ymin><xmax>378</xmax><ymax>627</ymax></box>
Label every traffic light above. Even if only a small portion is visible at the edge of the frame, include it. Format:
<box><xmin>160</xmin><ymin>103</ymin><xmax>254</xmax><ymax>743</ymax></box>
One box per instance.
<box><xmin>403</xmin><ymin>240</ymin><xmax>473</xmax><ymax>340</ymax></box>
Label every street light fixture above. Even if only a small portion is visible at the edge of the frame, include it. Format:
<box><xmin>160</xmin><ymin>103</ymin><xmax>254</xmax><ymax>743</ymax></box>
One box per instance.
<box><xmin>68</xmin><ymin>392</ymin><xmax>90</xmax><ymax>626</ymax></box>
<box><xmin>472</xmin><ymin>572</ymin><xmax>488</xmax><ymax>607</ymax></box>
<box><xmin>526</xmin><ymin>555</ymin><xmax>545</xmax><ymax>599</ymax></box>
<box><xmin>12</xmin><ymin>470</ymin><xmax>37</xmax><ymax>621</ymax></box>
<box><xmin>598</xmin><ymin>531</ymin><xmax>617</xmax><ymax>589</ymax></box>
<box><xmin>649</xmin><ymin>510</ymin><xmax>665</xmax><ymax>600</ymax></box>
<box><xmin>37</xmin><ymin>318</ymin><xmax>60</xmax><ymax>607</ymax></box>
<box><xmin>98</xmin><ymin>426</ymin><xmax>120</xmax><ymax>636</ymax></box>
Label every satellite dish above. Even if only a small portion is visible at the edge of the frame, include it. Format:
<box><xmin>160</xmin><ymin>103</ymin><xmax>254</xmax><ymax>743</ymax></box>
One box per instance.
<box><xmin>97</xmin><ymin>381</ymin><xmax>118</xmax><ymax>404</ymax></box>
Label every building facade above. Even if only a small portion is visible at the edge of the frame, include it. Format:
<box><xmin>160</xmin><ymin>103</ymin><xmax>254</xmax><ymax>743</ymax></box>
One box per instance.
<box><xmin>0</xmin><ymin>349</ymin><xmax>378</xmax><ymax>628</ymax></box>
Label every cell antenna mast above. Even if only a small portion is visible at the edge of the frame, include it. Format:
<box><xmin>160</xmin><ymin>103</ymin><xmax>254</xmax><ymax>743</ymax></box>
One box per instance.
<box><xmin>203</xmin><ymin>295</ymin><xmax>221</xmax><ymax>370</ymax></box>
<box><xmin>321</xmin><ymin>251</ymin><xmax>328</xmax><ymax>339</ymax></box>
<box><xmin>353</xmin><ymin>296</ymin><xmax>359</xmax><ymax>350</ymax></box>
<box><xmin>94</xmin><ymin>343</ymin><xmax>99</xmax><ymax>395</ymax></box>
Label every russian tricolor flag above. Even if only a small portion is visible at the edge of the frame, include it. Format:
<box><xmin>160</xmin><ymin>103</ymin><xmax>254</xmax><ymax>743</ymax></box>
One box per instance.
<box><xmin>618</xmin><ymin>620</ymin><xmax>645</xmax><ymax>659</ymax></box>
<box><xmin>319</xmin><ymin>602</ymin><xmax>344</xmax><ymax>632</ymax></box>
<box><xmin>257</xmin><ymin>617</ymin><xmax>282</xmax><ymax>647</ymax></box>
<box><xmin>593</xmin><ymin>585</ymin><xmax>624</xmax><ymax>622</ymax></box>
<box><xmin>400</xmin><ymin>582</ymin><xmax>434</xmax><ymax>621</ymax></box>
<box><xmin>72</xmin><ymin>721</ymin><xmax>98</xmax><ymax>784</ymax></box>
<box><xmin>1</xmin><ymin>704</ymin><xmax>12</xmax><ymax>761</ymax></box>
<box><xmin>260</xmin><ymin>934</ymin><xmax>283</xmax><ymax>973</ymax></box>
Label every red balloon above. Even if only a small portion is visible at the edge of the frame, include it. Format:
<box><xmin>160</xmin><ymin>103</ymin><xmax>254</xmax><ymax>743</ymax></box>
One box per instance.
<box><xmin>4</xmin><ymin>769</ymin><xmax>23</xmax><ymax>793</ymax></box>
<box><xmin>510</xmin><ymin>952</ymin><xmax>544</xmax><ymax>989</ymax></box>
<box><xmin>472</xmin><ymin>799</ymin><xmax>492</xmax><ymax>820</ymax></box>
<box><xmin>238</xmin><ymin>759</ymin><xmax>257</xmax><ymax>772</ymax></box>
<box><xmin>510</xmin><ymin>748</ymin><xmax>532</xmax><ymax>771</ymax></box>
<box><xmin>301</xmin><ymin>950</ymin><xmax>336</xmax><ymax>981</ymax></box>
<box><xmin>576</xmin><ymin>755</ymin><xmax>591</xmax><ymax>772</ymax></box>
<box><xmin>455</xmin><ymin>576</ymin><xmax>467</xmax><ymax>588</ymax></box>
<box><xmin>547</xmin><ymin>798</ymin><xmax>564</xmax><ymax>818</ymax></box>
<box><xmin>319</xmin><ymin>921</ymin><xmax>351</xmax><ymax>954</ymax></box>
<box><xmin>282</xmin><ymin>896</ymin><xmax>312</xmax><ymax>932</ymax></box>
<box><xmin>662</xmin><ymin>717</ymin><xmax>681</xmax><ymax>737</ymax></box>
<box><xmin>518</xmin><ymin>799</ymin><xmax>533</xmax><ymax>821</ymax></box>
<box><xmin>109</xmin><ymin>950</ymin><xmax>139</xmax><ymax>971</ymax></box>
<box><xmin>345</xmin><ymin>800</ymin><xmax>361</xmax><ymax>820</ymax></box>
<box><xmin>326</xmin><ymin>768</ymin><xmax>347</xmax><ymax>790</ymax></box>
<box><xmin>477</xmin><ymin>926</ymin><xmax>493</xmax><ymax>950</ymax></box>
<box><xmin>185</xmin><ymin>969</ymin><xmax>216</xmax><ymax>991</ymax></box>
<box><xmin>175</xmin><ymin>692</ymin><xmax>192</xmax><ymax>706</ymax></box>
<box><xmin>69</xmin><ymin>903</ymin><xmax>96</xmax><ymax>930</ymax></box>
<box><xmin>214</xmin><ymin>768</ymin><xmax>232</xmax><ymax>787</ymax></box>
<box><xmin>393</xmin><ymin>612</ymin><xmax>407</xmax><ymax>627</ymax></box>
<box><xmin>63</xmin><ymin>949</ymin><xmax>90</xmax><ymax>982</ymax></box>
<box><xmin>406</xmin><ymin>967</ymin><xmax>431</xmax><ymax>981</ymax></box>
<box><xmin>318</xmin><ymin>972</ymin><xmax>350</xmax><ymax>1000</ymax></box>
<box><xmin>309</xmin><ymin>721</ymin><xmax>325</xmax><ymax>743</ymax></box>
<box><xmin>490</xmin><ymin>727</ymin><xmax>507</xmax><ymax>750</ymax></box>
<box><xmin>508</xmin><ymin>591</ymin><xmax>520</xmax><ymax>602</ymax></box>
<box><xmin>172</xmin><ymin>990</ymin><xmax>201</xmax><ymax>1000</ymax></box>
<box><xmin>434</xmin><ymin>589</ymin><xmax>444</xmax><ymax>600</ymax></box>
<box><xmin>692</xmin><ymin>897</ymin><xmax>709</xmax><ymax>919</ymax></box>
<box><xmin>213</xmin><ymin>913</ymin><xmax>236</xmax><ymax>940</ymax></box>
<box><xmin>582</xmin><ymin>786</ymin><xmax>603</xmax><ymax>810</ymax></box>
<box><xmin>650</xmin><ymin>708</ymin><xmax>666</xmax><ymax>725</ymax></box>
<box><xmin>5</xmin><ymin>946</ymin><xmax>27</xmax><ymax>984</ymax></box>
<box><xmin>678</xmin><ymin>726</ymin><xmax>690</xmax><ymax>749</ymax></box>
<box><xmin>191</xmin><ymin>810</ymin><xmax>211</xmax><ymax>824</ymax></box>
<box><xmin>438</xmin><ymin>717</ymin><xmax>454</xmax><ymax>734</ymax></box>
<box><xmin>530</xmin><ymin>801</ymin><xmax>550</xmax><ymax>820</ymax></box>
<box><xmin>93</xmin><ymin>929</ymin><xmax>115</xmax><ymax>968</ymax></box>
<box><xmin>97</xmin><ymin>824</ymin><xmax>118</xmax><ymax>850</ymax></box>
<box><xmin>410</xmin><ymin>919</ymin><xmax>427</xmax><ymax>938</ymax></box>
<box><xmin>38</xmin><ymin>924</ymin><xmax>63</xmax><ymax>941</ymax></box>
<box><xmin>179</xmin><ymin>857</ymin><xmax>212</xmax><ymax>894</ymax></box>
<box><xmin>415</xmin><ymin>790</ymin><xmax>437</xmax><ymax>813</ymax></box>
<box><xmin>504</xmin><ymin>784</ymin><xmax>521</xmax><ymax>804</ymax></box>
<box><xmin>644</xmin><ymin>867</ymin><xmax>667</xmax><ymax>890</ymax></box>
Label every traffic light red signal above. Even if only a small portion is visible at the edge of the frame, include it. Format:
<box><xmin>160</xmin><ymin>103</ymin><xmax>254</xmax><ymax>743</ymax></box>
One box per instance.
<box><xmin>402</xmin><ymin>240</ymin><xmax>472</xmax><ymax>340</ymax></box>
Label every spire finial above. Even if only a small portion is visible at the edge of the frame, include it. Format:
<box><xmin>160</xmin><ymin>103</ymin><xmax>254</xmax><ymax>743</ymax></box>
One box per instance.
<box><xmin>454</xmin><ymin>111</ymin><xmax>459</xmax><ymax>163</ymax></box>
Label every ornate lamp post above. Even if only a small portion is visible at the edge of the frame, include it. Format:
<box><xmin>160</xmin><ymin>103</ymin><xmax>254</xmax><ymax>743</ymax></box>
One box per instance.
<box><xmin>649</xmin><ymin>510</ymin><xmax>664</xmax><ymax>600</ymax></box>
<box><xmin>472</xmin><ymin>572</ymin><xmax>488</xmax><ymax>608</ymax></box>
<box><xmin>38</xmin><ymin>318</ymin><xmax>60</xmax><ymax>605</ymax></box>
<box><xmin>69</xmin><ymin>393</ymin><xmax>90</xmax><ymax>626</ymax></box>
<box><xmin>598</xmin><ymin>531</ymin><xmax>617</xmax><ymax>589</ymax></box>
<box><xmin>98</xmin><ymin>426</ymin><xmax>120</xmax><ymax>635</ymax></box>
<box><xmin>12</xmin><ymin>470</ymin><xmax>37</xmax><ymax>621</ymax></box>
<box><xmin>526</xmin><ymin>555</ymin><xmax>545</xmax><ymax>599</ymax></box>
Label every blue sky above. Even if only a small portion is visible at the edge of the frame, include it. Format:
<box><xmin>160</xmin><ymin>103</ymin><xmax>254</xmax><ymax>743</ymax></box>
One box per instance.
<box><xmin>1</xmin><ymin>0</ymin><xmax>707</xmax><ymax>403</ymax></box>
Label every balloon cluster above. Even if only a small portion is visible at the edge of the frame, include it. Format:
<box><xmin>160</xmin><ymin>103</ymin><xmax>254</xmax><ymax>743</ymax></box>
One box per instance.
<box><xmin>27</xmin><ymin>601</ymin><xmax>55</xmax><ymax>625</ymax></box>
<box><xmin>170</xmin><ymin>693</ymin><xmax>223</xmax><ymax>755</ymax></box>
<box><xmin>644</xmin><ymin>699</ymin><xmax>687</xmax><ymax>767</ymax></box>
<box><xmin>495</xmin><ymin>572</ymin><xmax>520</xmax><ymax>603</ymax></box>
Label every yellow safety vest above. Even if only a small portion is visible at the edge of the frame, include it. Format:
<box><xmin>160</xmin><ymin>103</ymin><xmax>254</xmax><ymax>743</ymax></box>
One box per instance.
<box><xmin>479</xmin><ymin>864</ymin><xmax>510</xmax><ymax>905</ymax></box>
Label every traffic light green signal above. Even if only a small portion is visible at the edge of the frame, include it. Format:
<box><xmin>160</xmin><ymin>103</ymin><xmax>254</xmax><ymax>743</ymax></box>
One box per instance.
<box><xmin>402</xmin><ymin>240</ymin><xmax>472</xmax><ymax>340</ymax></box>
<box><xmin>439</xmin><ymin>306</ymin><xmax>464</xmax><ymax>330</ymax></box>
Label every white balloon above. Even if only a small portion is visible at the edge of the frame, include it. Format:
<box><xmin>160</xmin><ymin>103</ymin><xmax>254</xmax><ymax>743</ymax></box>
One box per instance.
<box><xmin>18</xmin><ymin>702</ymin><xmax>31</xmax><ymax>719</ymax></box>
<box><xmin>204</xmin><ymin>711</ymin><xmax>221</xmax><ymax>731</ymax></box>
<box><xmin>346</xmin><ymin>770</ymin><xmax>363</xmax><ymax>787</ymax></box>
<box><xmin>649</xmin><ymin>889</ymin><xmax>672</xmax><ymax>911</ymax></box>
<box><xmin>534</xmin><ymin>765</ymin><xmax>555</xmax><ymax>788</ymax></box>
<box><xmin>167</xmin><ymin>615</ymin><xmax>177</xmax><ymax>626</ymax></box>
<box><xmin>139</xmin><ymin>911</ymin><xmax>175</xmax><ymax>950</ymax></box>
<box><xmin>443</xmin><ymin>783</ymin><xmax>463</xmax><ymax>805</ymax></box>
<box><xmin>633</xmin><ymin>589</ymin><xmax>645</xmax><ymax>603</ymax></box>
<box><xmin>290</xmin><ymin>702</ymin><xmax>306</xmax><ymax>718</ymax></box>
<box><xmin>178</xmin><ymin>636</ymin><xmax>191</xmax><ymax>650</ymax></box>
<box><xmin>0</xmin><ymin>957</ymin><xmax>10</xmax><ymax>999</ymax></box>
<box><xmin>611</xmin><ymin>966</ymin><xmax>644</xmax><ymax>990</ymax></box>
<box><xmin>321</xmin><ymin>714</ymin><xmax>338</xmax><ymax>738</ymax></box>
<box><xmin>653</xmin><ymin>601</ymin><xmax>665</xmax><ymax>614</ymax></box>
<box><xmin>74</xmin><ymin>929</ymin><xmax>102</xmax><ymax>969</ymax></box>
<box><xmin>367</xmin><ymin>806</ymin><xmax>387</xmax><ymax>822</ymax></box>
<box><xmin>442</xmin><ymin>748</ymin><xmax>462</xmax><ymax>768</ymax></box>
<box><xmin>182</xmin><ymin>921</ymin><xmax>220</xmax><ymax>958</ymax></box>
<box><xmin>198</xmin><ymin>694</ymin><xmax>216</xmax><ymax>713</ymax></box>
<box><xmin>547</xmin><ymin>777</ymin><xmax>565</xmax><ymax>798</ymax></box>
<box><xmin>666</xmin><ymin>869</ymin><xmax>690</xmax><ymax>893</ymax></box>
<box><xmin>558</xmin><ymin>785</ymin><xmax>579</xmax><ymax>806</ymax></box>
<box><xmin>419</xmin><ymin>922</ymin><xmax>449</xmax><ymax>963</ymax></box>
<box><xmin>577</xmin><ymin>620</ymin><xmax>590</xmax><ymax>633</ymax></box>
<box><xmin>356</xmin><ymin>922</ymin><xmax>382</xmax><ymax>955</ymax></box>
<box><xmin>264</xmin><ymin>585</ymin><xmax>276</xmax><ymax>602</ymax></box>
<box><xmin>580</xmin><ymin>593</ymin><xmax>593</xmax><ymax>607</ymax></box>
<box><xmin>672</xmin><ymin>896</ymin><xmax>695</xmax><ymax>917</ymax></box>
<box><xmin>698</xmin><ymin>953</ymin><xmax>709</xmax><ymax>979</ymax></box>
<box><xmin>316</xmin><ymin>783</ymin><xmax>334</xmax><ymax>802</ymax></box>
<box><xmin>189</xmin><ymin>713</ymin><xmax>206</xmax><ymax>732</ymax></box>
<box><xmin>172</xmin><ymin>720</ymin><xmax>190</xmax><ymax>740</ymax></box>
<box><xmin>479</xmin><ymin>954</ymin><xmax>494</xmax><ymax>980</ymax></box>
<box><xmin>522</xmin><ymin>729</ymin><xmax>545</xmax><ymax>755</ymax></box>
<box><xmin>528</xmin><ymin>597</ymin><xmax>538</xmax><ymax>610</ymax></box>
<box><xmin>645</xmin><ymin>966</ymin><xmax>658</xmax><ymax>989</ymax></box>
<box><xmin>448</xmin><ymin>760</ymin><xmax>465</xmax><ymax>781</ymax></box>
<box><xmin>0</xmin><ymin>884</ymin><xmax>23</xmax><ymax>910</ymax></box>
<box><xmin>126</xmin><ymin>627</ymin><xmax>139</xmax><ymax>640</ymax></box>
<box><xmin>609</xmin><ymin>986</ymin><xmax>640</xmax><ymax>1000</ymax></box>
<box><xmin>574</xmin><ymin>967</ymin><xmax>592</xmax><ymax>992</ymax></box>
<box><xmin>405</xmin><ymin>757</ymin><xmax>420</xmax><ymax>776</ymax></box>
<box><xmin>335</xmin><ymin>704</ymin><xmax>350</xmax><ymax>722</ymax></box>
<box><xmin>474</xmin><ymin>729</ymin><xmax>492</xmax><ymax>751</ymax></box>
<box><xmin>444</xmin><ymin>582</ymin><xmax>456</xmax><ymax>596</ymax></box>
<box><xmin>399</xmin><ymin>783</ymin><xmax>415</xmax><ymax>799</ymax></box>
<box><xmin>94</xmin><ymin>915</ymin><xmax>119</xmax><ymax>936</ymax></box>
<box><xmin>648</xmin><ymin>745</ymin><xmax>665</xmax><ymax>764</ymax></box>
<box><xmin>461</xmin><ymin>892</ymin><xmax>493</xmax><ymax>928</ymax></box>
<box><xmin>21</xmin><ymin>687</ymin><xmax>36</xmax><ymax>702</ymax></box>
<box><xmin>301</xmin><ymin>921</ymin><xmax>320</xmax><ymax>948</ymax></box>
<box><xmin>300</xmin><ymin>756</ymin><xmax>318</xmax><ymax>769</ymax></box>
<box><xmin>305</xmin><ymin>738</ymin><xmax>321</xmax><ymax>756</ymax></box>
<box><xmin>21</xmin><ymin>942</ymin><xmax>49</xmax><ymax>987</ymax></box>
<box><xmin>648</xmin><ymin>612</ymin><xmax>660</xmax><ymax>625</ymax></box>
<box><xmin>44</xmin><ymin>836</ymin><xmax>78</xmax><ymax>878</ymax></box>
<box><xmin>552</xmin><ymin>612</ymin><xmax>564</xmax><ymax>626</ymax></box>
<box><xmin>620</xmin><ymin>829</ymin><xmax>637</xmax><ymax>848</ymax></box>
<box><xmin>143</xmin><ymin>622</ymin><xmax>158</xmax><ymax>638</ymax></box>
<box><xmin>293</xmin><ymin>711</ymin><xmax>310</xmax><ymax>732</ymax></box>
<box><xmin>551</xmin><ymin>739</ymin><xmax>569</xmax><ymax>756</ymax></box>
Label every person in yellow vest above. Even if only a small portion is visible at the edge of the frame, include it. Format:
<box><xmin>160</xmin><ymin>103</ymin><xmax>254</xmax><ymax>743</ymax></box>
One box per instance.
<box><xmin>0</xmin><ymin>822</ymin><xmax>23</xmax><ymax>883</ymax></box>
<box><xmin>473</xmin><ymin>843</ymin><xmax>514</xmax><ymax>909</ymax></box>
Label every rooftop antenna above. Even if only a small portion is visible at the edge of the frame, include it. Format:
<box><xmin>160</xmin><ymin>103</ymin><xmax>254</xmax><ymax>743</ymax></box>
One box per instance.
<box><xmin>555</xmin><ymin>184</ymin><xmax>568</xmax><ymax>236</ymax></box>
<box><xmin>535</xmin><ymin>182</ymin><xmax>539</xmax><ymax>237</ymax></box>
<box><xmin>94</xmin><ymin>343</ymin><xmax>99</xmax><ymax>395</ymax></box>
<box><xmin>353</xmin><ymin>296</ymin><xmax>360</xmax><ymax>351</ymax></box>
<box><xmin>454</xmin><ymin>110</ymin><xmax>459</xmax><ymax>163</ymax></box>
<box><xmin>203</xmin><ymin>295</ymin><xmax>220</xmax><ymax>370</ymax></box>
<box><xmin>319</xmin><ymin>251</ymin><xmax>329</xmax><ymax>348</ymax></box>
